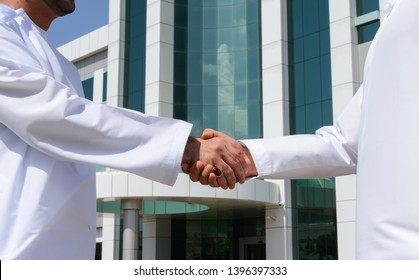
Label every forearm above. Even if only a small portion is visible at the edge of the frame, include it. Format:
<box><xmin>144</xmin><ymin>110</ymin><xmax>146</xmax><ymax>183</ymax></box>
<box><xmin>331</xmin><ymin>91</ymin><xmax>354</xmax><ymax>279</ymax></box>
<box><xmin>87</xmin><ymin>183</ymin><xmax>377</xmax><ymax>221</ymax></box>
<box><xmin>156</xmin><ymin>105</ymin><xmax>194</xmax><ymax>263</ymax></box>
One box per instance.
<box><xmin>0</xmin><ymin>62</ymin><xmax>192</xmax><ymax>185</ymax></box>
<box><xmin>242</xmin><ymin>132</ymin><xmax>357</xmax><ymax>180</ymax></box>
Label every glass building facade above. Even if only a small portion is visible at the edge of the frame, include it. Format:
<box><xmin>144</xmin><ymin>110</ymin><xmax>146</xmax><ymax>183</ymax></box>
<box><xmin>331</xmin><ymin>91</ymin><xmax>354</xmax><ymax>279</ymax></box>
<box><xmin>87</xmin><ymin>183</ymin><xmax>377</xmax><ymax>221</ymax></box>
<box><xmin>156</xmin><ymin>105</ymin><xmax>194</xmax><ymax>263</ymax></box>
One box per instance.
<box><xmin>173</xmin><ymin>0</ymin><xmax>262</xmax><ymax>139</ymax></box>
<box><xmin>288</xmin><ymin>0</ymin><xmax>337</xmax><ymax>259</ymax></box>
<box><xmin>356</xmin><ymin>0</ymin><xmax>380</xmax><ymax>43</ymax></box>
<box><xmin>170</xmin><ymin>0</ymin><xmax>265</xmax><ymax>260</ymax></box>
<box><xmin>124</xmin><ymin>0</ymin><xmax>147</xmax><ymax>112</ymax></box>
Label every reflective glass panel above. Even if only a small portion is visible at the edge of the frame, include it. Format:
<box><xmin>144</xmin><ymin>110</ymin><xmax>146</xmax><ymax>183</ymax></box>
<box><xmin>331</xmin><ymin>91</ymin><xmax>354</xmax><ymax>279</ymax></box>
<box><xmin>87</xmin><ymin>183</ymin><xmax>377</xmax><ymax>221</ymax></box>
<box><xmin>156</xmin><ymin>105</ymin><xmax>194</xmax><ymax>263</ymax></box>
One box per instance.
<box><xmin>174</xmin><ymin>0</ymin><xmax>262</xmax><ymax>139</ymax></box>
<box><xmin>288</xmin><ymin>0</ymin><xmax>337</xmax><ymax>260</ymax></box>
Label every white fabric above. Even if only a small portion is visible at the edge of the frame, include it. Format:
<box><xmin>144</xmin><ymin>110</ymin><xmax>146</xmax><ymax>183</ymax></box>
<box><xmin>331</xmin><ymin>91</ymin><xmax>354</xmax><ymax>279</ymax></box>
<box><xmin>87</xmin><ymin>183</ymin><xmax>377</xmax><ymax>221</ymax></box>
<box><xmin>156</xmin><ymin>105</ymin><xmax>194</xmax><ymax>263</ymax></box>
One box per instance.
<box><xmin>0</xmin><ymin>5</ymin><xmax>192</xmax><ymax>259</ymax></box>
<box><xmin>244</xmin><ymin>0</ymin><xmax>419</xmax><ymax>259</ymax></box>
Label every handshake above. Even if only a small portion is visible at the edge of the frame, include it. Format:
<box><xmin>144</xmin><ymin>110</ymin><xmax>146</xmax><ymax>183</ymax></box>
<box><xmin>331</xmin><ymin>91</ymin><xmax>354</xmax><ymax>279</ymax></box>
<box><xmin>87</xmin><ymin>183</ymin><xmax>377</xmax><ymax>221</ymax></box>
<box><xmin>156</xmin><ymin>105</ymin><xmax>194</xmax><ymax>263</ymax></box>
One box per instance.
<box><xmin>182</xmin><ymin>128</ymin><xmax>257</xmax><ymax>189</ymax></box>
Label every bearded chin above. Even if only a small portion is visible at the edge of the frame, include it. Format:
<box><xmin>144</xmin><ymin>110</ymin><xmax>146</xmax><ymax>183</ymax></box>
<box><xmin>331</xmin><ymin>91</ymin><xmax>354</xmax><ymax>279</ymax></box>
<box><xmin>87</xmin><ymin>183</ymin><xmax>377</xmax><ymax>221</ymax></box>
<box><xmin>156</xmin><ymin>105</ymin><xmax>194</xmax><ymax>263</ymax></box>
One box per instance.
<box><xmin>62</xmin><ymin>4</ymin><xmax>75</xmax><ymax>16</ymax></box>
<box><xmin>56</xmin><ymin>0</ymin><xmax>76</xmax><ymax>17</ymax></box>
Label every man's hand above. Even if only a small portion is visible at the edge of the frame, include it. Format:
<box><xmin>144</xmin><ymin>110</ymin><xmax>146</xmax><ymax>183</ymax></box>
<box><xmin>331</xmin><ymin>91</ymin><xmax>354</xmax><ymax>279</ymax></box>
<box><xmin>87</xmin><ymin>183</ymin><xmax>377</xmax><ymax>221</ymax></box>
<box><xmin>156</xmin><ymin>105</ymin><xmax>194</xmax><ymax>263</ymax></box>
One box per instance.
<box><xmin>182</xmin><ymin>130</ymin><xmax>247</xmax><ymax>189</ymax></box>
<box><xmin>182</xmin><ymin>129</ymin><xmax>257</xmax><ymax>189</ymax></box>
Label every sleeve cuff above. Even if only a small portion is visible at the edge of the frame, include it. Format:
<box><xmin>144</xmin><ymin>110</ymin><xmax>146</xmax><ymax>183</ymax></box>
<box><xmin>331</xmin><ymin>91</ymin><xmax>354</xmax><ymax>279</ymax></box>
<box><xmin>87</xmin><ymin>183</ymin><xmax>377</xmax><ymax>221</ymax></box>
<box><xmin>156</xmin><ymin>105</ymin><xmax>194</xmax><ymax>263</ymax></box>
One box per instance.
<box><xmin>240</xmin><ymin>139</ymin><xmax>273</xmax><ymax>178</ymax></box>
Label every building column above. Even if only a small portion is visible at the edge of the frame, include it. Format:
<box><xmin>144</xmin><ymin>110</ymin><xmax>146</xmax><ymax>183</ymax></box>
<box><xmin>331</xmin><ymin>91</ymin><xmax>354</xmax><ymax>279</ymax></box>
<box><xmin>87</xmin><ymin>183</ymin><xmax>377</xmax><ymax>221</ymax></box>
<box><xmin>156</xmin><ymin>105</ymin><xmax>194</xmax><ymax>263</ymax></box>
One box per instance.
<box><xmin>265</xmin><ymin>204</ymin><xmax>290</xmax><ymax>259</ymax></box>
<box><xmin>329</xmin><ymin>0</ymin><xmax>360</xmax><ymax>260</ymax></box>
<box><xmin>142</xmin><ymin>215</ymin><xmax>171</xmax><ymax>260</ymax></box>
<box><xmin>260</xmin><ymin>0</ymin><xmax>289</xmax><ymax>139</ymax></box>
<box><xmin>107</xmin><ymin>0</ymin><xmax>127</xmax><ymax>107</ymax></box>
<box><xmin>93</xmin><ymin>68</ymin><xmax>104</xmax><ymax>104</ymax></box>
<box><xmin>100</xmin><ymin>213</ymin><xmax>121</xmax><ymax>260</ymax></box>
<box><xmin>122</xmin><ymin>199</ymin><xmax>141</xmax><ymax>260</ymax></box>
<box><xmin>145</xmin><ymin>0</ymin><xmax>175</xmax><ymax>118</ymax></box>
<box><xmin>260</xmin><ymin>0</ymin><xmax>291</xmax><ymax>259</ymax></box>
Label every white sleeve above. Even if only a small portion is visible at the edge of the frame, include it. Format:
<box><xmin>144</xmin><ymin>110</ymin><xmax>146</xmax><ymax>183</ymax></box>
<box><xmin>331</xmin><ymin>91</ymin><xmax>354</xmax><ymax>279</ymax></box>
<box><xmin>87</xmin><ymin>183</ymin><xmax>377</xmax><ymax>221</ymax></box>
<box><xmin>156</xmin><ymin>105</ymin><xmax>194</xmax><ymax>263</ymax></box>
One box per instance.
<box><xmin>241</xmin><ymin>86</ymin><xmax>363</xmax><ymax>179</ymax></box>
<box><xmin>0</xmin><ymin>53</ymin><xmax>192</xmax><ymax>186</ymax></box>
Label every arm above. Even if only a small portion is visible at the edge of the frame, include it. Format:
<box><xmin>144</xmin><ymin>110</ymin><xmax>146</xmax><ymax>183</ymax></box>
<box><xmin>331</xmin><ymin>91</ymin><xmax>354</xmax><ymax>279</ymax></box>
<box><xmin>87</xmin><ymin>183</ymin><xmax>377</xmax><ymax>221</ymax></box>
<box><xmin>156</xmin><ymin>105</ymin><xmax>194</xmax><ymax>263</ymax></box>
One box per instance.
<box><xmin>0</xmin><ymin>26</ymin><xmax>195</xmax><ymax>186</ymax></box>
<box><xmin>0</xmin><ymin>29</ymin><xmax>245</xmax><ymax>188</ymax></box>
<box><xmin>0</xmin><ymin>56</ymin><xmax>193</xmax><ymax>185</ymax></box>
<box><xmin>243</xmin><ymin>86</ymin><xmax>363</xmax><ymax>179</ymax></box>
<box><xmin>192</xmin><ymin>86</ymin><xmax>363</xmax><ymax>185</ymax></box>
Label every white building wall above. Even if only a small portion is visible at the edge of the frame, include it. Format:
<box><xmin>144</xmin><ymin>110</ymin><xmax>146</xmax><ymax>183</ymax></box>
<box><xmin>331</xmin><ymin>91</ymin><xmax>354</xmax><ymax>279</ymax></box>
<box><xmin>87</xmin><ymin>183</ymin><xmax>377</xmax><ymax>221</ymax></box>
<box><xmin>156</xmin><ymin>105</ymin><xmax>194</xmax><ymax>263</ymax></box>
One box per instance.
<box><xmin>328</xmin><ymin>0</ymin><xmax>359</xmax><ymax>260</ymax></box>
<box><xmin>100</xmin><ymin>213</ymin><xmax>121</xmax><ymax>260</ymax></box>
<box><xmin>261</xmin><ymin>0</ymin><xmax>292</xmax><ymax>260</ymax></box>
<box><xmin>93</xmin><ymin>68</ymin><xmax>105</xmax><ymax>103</ymax></box>
<box><xmin>107</xmin><ymin>0</ymin><xmax>127</xmax><ymax>107</ymax></box>
<box><xmin>145</xmin><ymin>0</ymin><xmax>175</xmax><ymax>118</ymax></box>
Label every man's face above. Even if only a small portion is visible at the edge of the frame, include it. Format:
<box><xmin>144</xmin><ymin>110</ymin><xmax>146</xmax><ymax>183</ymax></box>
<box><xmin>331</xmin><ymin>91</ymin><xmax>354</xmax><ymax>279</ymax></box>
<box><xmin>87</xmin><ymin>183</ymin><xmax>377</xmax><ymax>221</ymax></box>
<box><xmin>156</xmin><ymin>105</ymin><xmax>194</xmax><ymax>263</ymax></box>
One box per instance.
<box><xmin>42</xmin><ymin>0</ymin><xmax>76</xmax><ymax>17</ymax></box>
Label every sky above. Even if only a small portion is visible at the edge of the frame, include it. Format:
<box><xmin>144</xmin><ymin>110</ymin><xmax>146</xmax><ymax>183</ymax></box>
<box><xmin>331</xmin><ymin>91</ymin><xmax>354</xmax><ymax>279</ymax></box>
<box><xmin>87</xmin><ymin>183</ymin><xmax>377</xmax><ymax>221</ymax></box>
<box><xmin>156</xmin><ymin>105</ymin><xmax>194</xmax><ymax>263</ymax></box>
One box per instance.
<box><xmin>48</xmin><ymin>0</ymin><xmax>109</xmax><ymax>47</ymax></box>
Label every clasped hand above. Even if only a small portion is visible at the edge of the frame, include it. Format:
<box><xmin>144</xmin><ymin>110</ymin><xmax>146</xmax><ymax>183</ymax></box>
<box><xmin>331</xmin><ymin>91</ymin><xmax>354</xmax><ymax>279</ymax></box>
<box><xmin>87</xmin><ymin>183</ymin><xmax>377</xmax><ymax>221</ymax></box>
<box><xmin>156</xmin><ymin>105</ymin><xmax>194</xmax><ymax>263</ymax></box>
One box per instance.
<box><xmin>182</xmin><ymin>129</ymin><xmax>257</xmax><ymax>189</ymax></box>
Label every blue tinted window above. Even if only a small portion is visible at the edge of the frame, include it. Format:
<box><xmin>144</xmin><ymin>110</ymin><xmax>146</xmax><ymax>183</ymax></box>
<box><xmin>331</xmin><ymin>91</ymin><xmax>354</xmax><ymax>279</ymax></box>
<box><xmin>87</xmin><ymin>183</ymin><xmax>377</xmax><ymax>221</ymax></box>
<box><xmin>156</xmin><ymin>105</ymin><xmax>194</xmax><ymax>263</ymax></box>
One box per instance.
<box><xmin>247</xmin><ymin>48</ymin><xmax>260</xmax><ymax>82</ymax></box>
<box><xmin>125</xmin><ymin>0</ymin><xmax>146</xmax><ymax>112</ymax></box>
<box><xmin>188</xmin><ymin>105</ymin><xmax>203</xmax><ymax>136</ymax></box>
<box><xmin>235</xmin><ymin>84</ymin><xmax>247</xmax><ymax>105</ymax></box>
<box><xmin>174</xmin><ymin>0</ymin><xmax>262</xmax><ymax>139</ymax></box>
<box><xmin>288</xmin><ymin>0</ymin><xmax>336</xmax><ymax>260</ymax></box>
<box><xmin>321</xmin><ymin>55</ymin><xmax>332</xmax><ymax>100</ymax></box>
<box><xmin>174</xmin><ymin>86</ymin><xmax>187</xmax><ymax>105</ymax></box>
<box><xmin>248</xmin><ymin>103</ymin><xmax>261</xmax><ymax>138</ymax></box>
<box><xmin>247</xmin><ymin>81</ymin><xmax>260</xmax><ymax>104</ymax></box>
<box><xmin>82</xmin><ymin>77</ymin><xmax>94</xmax><ymax>101</ymax></box>
<box><xmin>303</xmin><ymin>33</ymin><xmax>320</xmax><ymax>60</ymax></box>
<box><xmin>292</xmin><ymin>38</ymin><xmax>304</xmax><ymax>63</ymax></box>
<box><xmin>188</xmin><ymin>54</ymin><xmax>203</xmax><ymax>85</ymax></box>
<box><xmin>356</xmin><ymin>0</ymin><xmax>380</xmax><ymax>43</ymax></box>
<box><xmin>294</xmin><ymin>63</ymin><xmax>305</xmax><ymax>106</ymax></box>
<box><xmin>202</xmin><ymin>105</ymin><xmax>218</xmax><ymax>130</ymax></box>
<box><xmin>233</xmin><ymin>25</ymin><xmax>247</xmax><ymax>50</ymax></box>
<box><xmin>234</xmin><ymin>51</ymin><xmax>247</xmax><ymax>83</ymax></box>
<box><xmin>203</xmin><ymin>6</ymin><xmax>217</xmax><ymax>28</ymax></box>
<box><xmin>358</xmin><ymin>20</ymin><xmax>380</xmax><ymax>43</ymax></box>
<box><xmin>175</xmin><ymin>4</ymin><xmax>187</xmax><ymax>27</ymax></box>
<box><xmin>218</xmin><ymin>85</ymin><xmax>234</xmax><ymax>105</ymax></box>
<box><xmin>188</xmin><ymin>86</ymin><xmax>203</xmax><ymax>105</ymax></box>
<box><xmin>203</xmin><ymin>85</ymin><xmax>217</xmax><ymax>105</ymax></box>
<box><xmin>218</xmin><ymin>27</ymin><xmax>233</xmax><ymax>50</ymax></box>
<box><xmin>319</xmin><ymin>29</ymin><xmax>330</xmax><ymax>55</ymax></box>
<box><xmin>302</xmin><ymin>0</ymin><xmax>319</xmax><ymax>35</ymax></box>
<box><xmin>102</xmin><ymin>71</ymin><xmax>107</xmax><ymax>102</ymax></box>
<box><xmin>305</xmin><ymin>102</ymin><xmax>322</xmax><ymax>133</ymax></box>
<box><xmin>294</xmin><ymin>106</ymin><xmax>306</xmax><ymax>134</ymax></box>
<box><xmin>292</xmin><ymin>0</ymin><xmax>303</xmax><ymax>39</ymax></box>
<box><xmin>247</xmin><ymin>23</ymin><xmax>259</xmax><ymax>49</ymax></box>
<box><xmin>322</xmin><ymin>99</ymin><xmax>333</xmax><ymax>125</ymax></box>
<box><xmin>188</xmin><ymin>27</ymin><xmax>203</xmax><ymax>52</ymax></box>
<box><xmin>174</xmin><ymin>27</ymin><xmax>187</xmax><ymax>52</ymax></box>
<box><xmin>233</xmin><ymin>2</ymin><xmax>246</xmax><ymax>29</ymax></box>
<box><xmin>304</xmin><ymin>58</ymin><xmax>322</xmax><ymax>104</ymax></box>
<box><xmin>356</xmin><ymin>0</ymin><xmax>379</xmax><ymax>15</ymax></box>
<box><xmin>174</xmin><ymin>52</ymin><xmax>187</xmax><ymax>85</ymax></box>
<box><xmin>318</xmin><ymin>0</ymin><xmax>329</xmax><ymax>30</ymax></box>
<box><xmin>203</xmin><ymin>54</ymin><xmax>217</xmax><ymax>85</ymax></box>
<box><xmin>219</xmin><ymin>5</ymin><xmax>233</xmax><ymax>27</ymax></box>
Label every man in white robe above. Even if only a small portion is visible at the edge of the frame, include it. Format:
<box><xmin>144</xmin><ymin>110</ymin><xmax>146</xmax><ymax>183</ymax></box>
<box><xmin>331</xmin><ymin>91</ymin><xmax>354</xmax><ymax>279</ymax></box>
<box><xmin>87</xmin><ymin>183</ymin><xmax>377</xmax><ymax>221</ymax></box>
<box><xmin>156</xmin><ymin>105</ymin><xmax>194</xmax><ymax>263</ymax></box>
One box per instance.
<box><xmin>200</xmin><ymin>0</ymin><xmax>419</xmax><ymax>259</ymax></box>
<box><xmin>0</xmin><ymin>0</ymin><xmax>246</xmax><ymax>259</ymax></box>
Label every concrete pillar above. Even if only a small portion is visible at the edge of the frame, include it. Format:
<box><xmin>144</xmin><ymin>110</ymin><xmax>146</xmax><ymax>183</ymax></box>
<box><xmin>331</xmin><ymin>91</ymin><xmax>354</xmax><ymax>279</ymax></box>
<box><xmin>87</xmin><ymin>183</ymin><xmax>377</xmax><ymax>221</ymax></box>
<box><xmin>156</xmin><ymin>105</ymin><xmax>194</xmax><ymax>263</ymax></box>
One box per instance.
<box><xmin>265</xmin><ymin>204</ymin><xmax>290</xmax><ymax>259</ymax></box>
<box><xmin>142</xmin><ymin>215</ymin><xmax>171</xmax><ymax>260</ymax></box>
<box><xmin>328</xmin><ymin>0</ymin><xmax>359</xmax><ymax>260</ymax></box>
<box><xmin>145</xmin><ymin>0</ymin><xmax>175</xmax><ymax>118</ymax></box>
<box><xmin>100</xmin><ymin>213</ymin><xmax>121</xmax><ymax>260</ymax></box>
<box><xmin>107</xmin><ymin>0</ymin><xmax>127</xmax><ymax>107</ymax></box>
<box><xmin>122</xmin><ymin>199</ymin><xmax>141</xmax><ymax>260</ymax></box>
<box><xmin>260</xmin><ymin>0</ymin><xmax>290</xmax><ymax>139</ymax></box>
